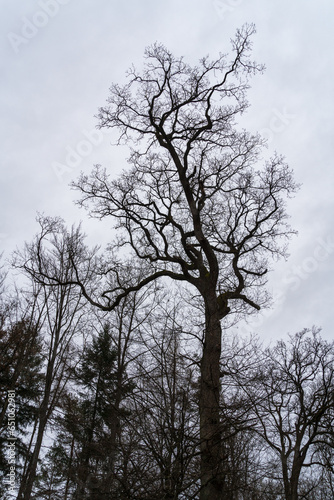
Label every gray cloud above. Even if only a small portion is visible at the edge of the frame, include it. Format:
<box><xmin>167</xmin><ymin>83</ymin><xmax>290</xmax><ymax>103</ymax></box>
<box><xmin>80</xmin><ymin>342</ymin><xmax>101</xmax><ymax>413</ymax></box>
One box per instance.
<box><xmin>1</xmin><ymin>0</ymin><xmax>333</xmax><ymax>342</ymax></box>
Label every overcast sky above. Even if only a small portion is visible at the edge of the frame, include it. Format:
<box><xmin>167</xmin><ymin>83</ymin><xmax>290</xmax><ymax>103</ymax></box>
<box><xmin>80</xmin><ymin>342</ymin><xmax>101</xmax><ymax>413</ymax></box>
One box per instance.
<box><xmin>1</xmin><ymin>0</ymin><xmax>333</xmax><ymax>343</ymax></box>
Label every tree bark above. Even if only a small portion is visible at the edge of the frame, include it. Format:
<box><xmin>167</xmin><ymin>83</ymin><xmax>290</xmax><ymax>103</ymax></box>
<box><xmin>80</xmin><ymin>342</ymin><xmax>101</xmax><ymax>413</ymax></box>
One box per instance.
<box><xmin>284</xmin><ymin>463</ymin><xmax>302</xmax><ymax>500</ymax></box>
<box><xmin>199</xmin><ymin>288</ymin><xmax>224</xmax><ymax>500</ymax></box>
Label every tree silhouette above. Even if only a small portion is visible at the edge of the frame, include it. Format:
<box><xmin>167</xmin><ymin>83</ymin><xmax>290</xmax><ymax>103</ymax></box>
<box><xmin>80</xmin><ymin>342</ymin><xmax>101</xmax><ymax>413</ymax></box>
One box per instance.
<box><xmin>237</xmin><ymin>328</ymin><xmax>334</xmax><ymax>500</ymax></box>
<box><xmin>0</xmin><ymin>317</ymin><xmax>44</xmax><ymax>498</ymax></box>
<box><xmin>23</xmin><ymin>25</ymin><xmax>298</xmax><ymax>499</ymax></box>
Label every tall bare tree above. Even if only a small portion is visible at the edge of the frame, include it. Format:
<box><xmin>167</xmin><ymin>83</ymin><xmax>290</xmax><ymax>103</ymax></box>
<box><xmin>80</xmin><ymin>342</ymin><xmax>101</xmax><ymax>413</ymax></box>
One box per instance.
<box><xmin>238</xmin><ymin>328</ymin><xmax>334</xmax><ymax>500</ymax></box>
<box><xmin>30</xmin><ymin>282</ymin><xmax>156</xmax><ymax>500</ymax></box>
<box><xmin>13</xmin><ymin>217</ymin><xmax>89</xmax><ymax>500</ymax></box>
<box><xmin>27</xmin><ymin>25</ymin><xmax>297</xmax><ymax>499</ymax></box>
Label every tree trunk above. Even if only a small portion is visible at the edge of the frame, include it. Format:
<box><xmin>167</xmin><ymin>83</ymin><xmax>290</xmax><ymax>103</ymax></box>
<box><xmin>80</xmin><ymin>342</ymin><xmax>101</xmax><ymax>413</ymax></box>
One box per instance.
<box><xmin>102</xmin><ymin>364</ymin><xmax>124</xmax><ymax>495</ymax></box>
<box><xmin>64</xmin><ymin>435</ymin><xmax>75</xmax><ymax>500</ymax></box>
<box><xmin>18</xmin><ymin>401</ymin><xmax>49</xmax><ymax>499</ymax></box>
<box><xmin>289</xmin><ymin>464</ymin><xmax>302</xmax><ymax>500</ymax></box>
<box><xmin>74</xmin><ymin>370</ymin><xmax>102</xmax><ymax>499</ymax></box>
<box><xmin>18</xmin><ymin>349</ymin><xmax>60</xmax><ymax>500</ymax></box>
<box><xmin>199</xmin><ymin>289</ymin><xmax>224</xmax><ymax>500</ymax></box>
<box><xmin>281</xmin><ymin>443</ymin><xmax>304</xmax><ymax>500</ymax></box>
<box><xmin>18</xmin><ymin>337</ymin><xmax>58</xmax><ymax>499</ymax></box>
<box><xmin>282</xmin><ymin>458</ymin><xmax>301</xmax><ymax>500</ymax></box>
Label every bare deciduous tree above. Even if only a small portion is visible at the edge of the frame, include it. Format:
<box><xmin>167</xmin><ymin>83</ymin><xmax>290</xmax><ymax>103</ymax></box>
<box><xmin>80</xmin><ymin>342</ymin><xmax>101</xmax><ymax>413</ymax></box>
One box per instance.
<box><xmin>239</xmin><ymin>328</ymin><xmax>334</xmax><ymax>500</ymax></box>
<box><xmin>26</xmin><ymin>26</ymin><xmax>297</xmax><ymax>499</ymax></box>
<box><xmin>123</xmin><ymin>302</ymin><xmax>201</xmax><ymax>499</ymax></box>
<box><xmin>13</xmin><ymin>217</ymin><xmax>88</xmax><ymax>500</ymax></box>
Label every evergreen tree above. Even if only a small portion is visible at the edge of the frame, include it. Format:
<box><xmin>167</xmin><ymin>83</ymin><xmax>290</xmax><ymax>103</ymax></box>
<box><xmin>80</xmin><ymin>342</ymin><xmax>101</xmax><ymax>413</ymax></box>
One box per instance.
<box><xmin>0</xmin><ymin>318</ymin><xmax>44</xmax><ymax>499</ymax></box>
<box><xmin>36</xmin><ymin>324</ymin><xmax>134</xmax><ymax>499</ymax></box>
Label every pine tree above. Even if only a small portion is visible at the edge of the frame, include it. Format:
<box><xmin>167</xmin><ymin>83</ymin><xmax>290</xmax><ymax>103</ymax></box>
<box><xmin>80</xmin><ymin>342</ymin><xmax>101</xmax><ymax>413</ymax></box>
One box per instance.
<box><xmin>0</xmin><ymin>318</ymin><xmax>44</xmax><ymax>499</ymax></box>
<box><xmin>37</xmin><ymin>324</ymin><xmax>134</xmax><ymax>499</ymax></box>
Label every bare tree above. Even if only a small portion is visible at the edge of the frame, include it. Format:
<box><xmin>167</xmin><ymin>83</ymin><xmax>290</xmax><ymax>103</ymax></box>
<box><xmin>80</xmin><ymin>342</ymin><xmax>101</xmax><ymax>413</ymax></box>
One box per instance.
<box><xmin>313</xmin><ymin>442</ymin><xmax>334</xmax><ymax>498</ymax></box>
<box><xmin>121</xmin><ymin>300</ymin><xmax>201</xmax><ymax>499</ymax></box>
<box><xmin>27</xmin><ymin>25</ymin><xmax>297</xmax><ymax>499</ymax></box>
<box><xmin>240</xmin><ymin>328</ymin><xmax>334</xmax><ymax>500</ymax></box>
<box><xmin>216</xmin><ymin>333</ymin><xmax>267</xmax><ymax>499</ymax></box>
<box><xmin>70</xmin><ymin>288</ymin><xmax>156</xmax><ymax>499</ymax></box>
<box><xmin>13</xmin><ymin>217</ymin><xmax>89</xmax><ymax>500</ymax></box>
<box><xmin>31</xmin><ymin>284</ymin><xmax>157</xmax><ymax>500</ymax></box>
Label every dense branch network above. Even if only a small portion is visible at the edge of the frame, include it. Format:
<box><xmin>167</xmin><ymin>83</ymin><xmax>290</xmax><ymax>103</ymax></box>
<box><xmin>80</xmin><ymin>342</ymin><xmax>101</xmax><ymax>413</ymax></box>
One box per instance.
<box><xmin>67</xmin><ymin>24</ymin><xmax>297</xmax><ymax>317</ymax></box>
<box><xmin>11</xmin><ymin>25</ymin><xmax>302</xmax><ymax>500</ymax></box>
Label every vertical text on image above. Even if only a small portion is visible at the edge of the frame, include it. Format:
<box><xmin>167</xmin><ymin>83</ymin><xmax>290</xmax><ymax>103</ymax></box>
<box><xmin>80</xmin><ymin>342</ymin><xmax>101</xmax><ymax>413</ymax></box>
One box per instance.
<box><xmin>5</xmin><ymin>390</ymin><xmax>16</xmax><ymax>495</ymax></box>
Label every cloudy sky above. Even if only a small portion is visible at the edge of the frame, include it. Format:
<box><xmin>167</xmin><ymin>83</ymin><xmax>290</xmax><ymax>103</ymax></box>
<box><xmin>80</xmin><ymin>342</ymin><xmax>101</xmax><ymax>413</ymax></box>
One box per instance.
<box><xmin>1</xmin><ymin>0</ymin><xmax>333</xmax><ymax>343</ymax></box>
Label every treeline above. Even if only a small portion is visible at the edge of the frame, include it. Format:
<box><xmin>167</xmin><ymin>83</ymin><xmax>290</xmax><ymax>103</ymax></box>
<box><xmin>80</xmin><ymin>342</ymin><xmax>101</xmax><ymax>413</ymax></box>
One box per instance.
<box><xmin>0</xmin><ymin>228</ymin><xmax>333</xmax><ymax>499</ymax></box>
